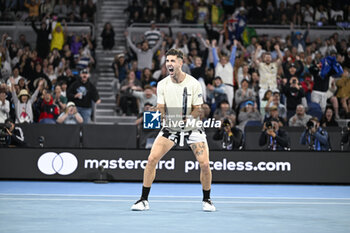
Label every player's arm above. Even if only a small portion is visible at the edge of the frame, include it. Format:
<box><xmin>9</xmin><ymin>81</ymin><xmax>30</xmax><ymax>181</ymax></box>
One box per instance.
<box><xmin>190</xmin><ymin>104</ymin><xmax>202</xmax><ymax>119</ymax></box>
<box><xmin>154</xmin><ymin>103</ymin><xmax>165</xmax><ymax>120</ymax></box>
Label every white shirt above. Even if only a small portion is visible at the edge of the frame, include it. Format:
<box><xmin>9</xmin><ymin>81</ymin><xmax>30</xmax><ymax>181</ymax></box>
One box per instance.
<box><xmin>258</xmin><ymin>62</ymin><xmax>278</xmax><ymax>90</ymax></box>
<box><xmin>157</xmin><ymin>74</ymin><xmax>203</xmax><ymax>131</ymax></box>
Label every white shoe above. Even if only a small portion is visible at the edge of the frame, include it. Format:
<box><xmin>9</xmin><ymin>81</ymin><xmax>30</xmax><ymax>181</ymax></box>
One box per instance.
<box><xmin>131</xmin><ymin>199</ymin><xmax>150</xmax><ymax>211</ymax></box>
<box><xmin>202</xmin><ymin>199</ymin><xmax>216</xmax><ymax>212</ymax></box>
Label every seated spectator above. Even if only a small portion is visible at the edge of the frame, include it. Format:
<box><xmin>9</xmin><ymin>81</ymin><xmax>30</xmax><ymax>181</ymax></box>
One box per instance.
<box><xmin>281</xmin><ymin>76</ymin><xmax>305</xmax><ymax>120</ymax></box>
<box><xmin>0</xmin><ymin>88</ymin><xmax>10</xmax><ymax>123</ymax></box>
<box><xmin>237</xmin><ymin>100</ymin><xmax>261</xmax><ymax>129</ymax></box>
<box><xmin>265</xmin><ymin>105</ymin><xmax>286</xmax><ymax>127</ymax></box>
<box><xmin>289</xmin><ymin>105</ymin><xmax>312</xmax><ymax>127</ymax></box>
<box><xmin>207</xmin><ymin>76</ymin><xmax>227</xmax><ymax>109</ymax></box>
<box><xmin>213</xmin><ymin>118</ymin><xmax>243</xmax><ymax>151</ymax></box>
<box><xmin>56</xmin><ymin>101</ymin><xmax>83</xmax><ymax>124</ymax></box>
<box><xmin>267</xmin><ymin>91</ymin><xmax>287</xmax><ymax>122</ymax></box>
<box><xmin>10</xmin><ymin>77</ymin><xmax>44</xmax><ymax>123</ymax></box>
<box><xmin>260</xmin><ymin>90</ymin><xmax>273</xmax><ymax>120</ymax></box>
<box><xmin>131</xmin><ymin>85</ymin><xmax>157</xmax><ymax>114</ymax></box>
<box><xmin>213</xmin><ymin>100</ymin><xmax>236</xmax><ymax>125</ymax></box>
<box><xmin>119</xmin><ymin>71</ymin><xmax>142</xmax><ymax>116</ymax></box>
<box><xmin>320</xmin><ymin>106</ymin><xmax>339</xmax><ymax>128</ymax></box>
<box><xmin>101</xmin><ymin>22</ymin><xmax>115</xmax><ymax>50</ymax></box>
<box><xmin>38</xmin><ymin>90</ymin><xmax>60</xmax><ymax>124</ymax></box>
<box><xmin>300</xmin><ymin>117</ymin><xmax>330</xmax><ymax>151</ymax></box>
<box><xmin>235</xmin><ymin>79</ymin><xmax>256</xmax><ymax>110</ymax></box>
<box><xmin>0</xmin><ymin>118</ymin><xmax>26</xmax><ymax>148</ymax></box>
<box><xmin>112</xmin><ymin>53</ymin><xmax>129</xmax><ymax>83</ymax></box>
<box><xmin>259</xmin><ymin>118</ymin><xmax>290</xmax><ymax>151</ymax></box>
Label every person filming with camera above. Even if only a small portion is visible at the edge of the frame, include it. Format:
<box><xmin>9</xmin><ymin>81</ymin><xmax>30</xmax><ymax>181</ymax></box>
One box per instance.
<box><xmin>259</xmin><ymin>118</ymin><xmax>289</xmax><ymax>151</ymax></box>
<box><xmin>213</xmin><ymin>118</ymin><xmax>243</xmax><ymax>150</ymax></box>
<box><xmin>300</xmin><ymin>117</ymin><xmax>330</xmax><ymax>151</ymax></box>
<box><xmin>0</xmin><ymin>118</ymin><xmax>26</xmax><ymax>147</ymax></box>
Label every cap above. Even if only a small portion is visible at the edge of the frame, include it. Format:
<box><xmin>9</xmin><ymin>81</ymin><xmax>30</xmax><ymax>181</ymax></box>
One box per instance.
<box><xmin>241</xmin><ymin>78</ymin><xmax>249</xmax><ymax>84</ymax></box>
<box><xmin>67</xmin><ymin>101</ymin><xmax>75</xmax><ymax>108</ymax></box>
<box><xmin>239</xmin><ymin>7</ymin><xmax>246</xmax><ymax>12</ymax></box>
<box><xmin>80</xmin><ymin>69</ymin><xmax>89</xmax><ymax>74</ymax></box>
<box><xmin>150</xmin><ymin>81</ymin><xmax>157</xmax><ymax>87</ymax></box>
<box><xmin>118</xmin><ymin>53</ymin><xmax>125</xmax><ymax>58</ymax></box>
<box><xmin>290</xmin><ymin>63</ymin><xmax>296</xmax><ymax>68</ymax></box>
<box><xmin>6</xmin><ymin>37</ymin><xmax>12</xmax><ymax>41</ymax></box>
<box><xmin>295</xmin><ymin>31</ymin><xmax>302</xmax><ymax>35</ymax></box>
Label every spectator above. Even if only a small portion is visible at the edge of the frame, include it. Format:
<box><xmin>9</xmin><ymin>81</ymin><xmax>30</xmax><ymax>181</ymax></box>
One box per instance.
<box><xmin>300</xmin><ymin>74</ymin><xmax>314</xmax><ymax>103</ymax></box>
<box><xmin>235</xmin><ymin>78</ymin><xmax>256</xmax><ymax>110</ymax></box>
<box><xmin>213</xmin><ymin>99</ymin><xmax>236</xmax><ymax>126</ymax></box>
<box><xmin>56</xmin><ymin>101</ymin><xmax>83</xmax><ymax>124</ymax></box>
<box><xmin>0</xmin><ymin>118</ymin><xmax>26</xmax><ymax>147</ymax></box>
<box><xmin>300</xmin><ymin>117</ymin><xmax>330</xmax><ymax>151</ymax></box>
<box><xmin>248</xmin><ymin>0</ymin><xmax>266</xmax><ymax>24</ymax></box>
<box><xmin>281</xmin><ymin>76</ymin><xmax>305</xmax><ymax>120</ymax></box>
<box><xmin>253</xmin><ymin>44</ymin><xmax>283</xmax><ymax>103</ymax></box>
<box><xmin>260</xmin><ymin>90</ymin><xmax>273</xmax><ymax>119</ymax></box>
<box><xmin>10</xmin><ymin>77</ymin><xmax>44</xmax><ymax>123</ymax></box>
<box><xmin>207</xmin><ymin>76</ymin><xmax>227</xmax><ymax>109</ymax></box>
<box><xmin>112</xmin><ymin>53</ymin><xmax>129</xmax><ymax>83</ymax></box>
<box><xmin>31</xmin><ymin>19</ymin><xmax>51</xmax><ymax>59</ymax></box>
<box><xmin>24</xmin><ymin>0</ymin><xmax>40</xmax><ymax>21</ymax></box>
<box><xmin>213</xmin><ymin>118</ymin><xmax>243</xmax><ymax>150</ymax></box>
<box><xmin>265</xmin><ymin>105</ymin><xmax>286</xmax><ymax>127</ymax></box>
<box><xmin>50</xmin><ymin>20</ymin><xmax>67</xmax><ymax>51</ymax></box>
<box><xmin>40</xmin><ymin>0</ymin><xmax>55</xmax><ymax>18</ymax></box>
<box><xmin>290</xmin><ymin>23</ymin><xmax>309</xmax><ymax>53</ymax></box>
<box><xmin>267</xmin><ymin>91</ymin><xmax>287</xmax><ymax>122</ymax></box>
<box><xmin>0</xmin><ymin>88</ymin><xmax>10</xmax><ymax>123</ymax></box>
<box><xmin>336</xmin><ymin>69</ymin><xmax>350</xmax><ymax>118</ymax></box>
<box><xmin>131</xmin><ymin>85</ymin><xmax>157</xmax><ymax>113</ymax></box>
<box><xmin>212</xmin><ymin>39</ymin><xmax>237</xmax><ymax>108</ymax></box>
<box><xmin>67</xmin><ymin>0</ymin><xmax>80</xmax><ymax>21</ymax></box>
<box><xmin>237</xmin><ymin>100</ymin><xmax>262</xmax><ymax>129</ymax></box>
<box><xmin>119</xmin><ymin>70</ymin><xmax>142</xmax><ymax>116</ymax></box>
<box><xmin>259</xmin><ymin>118</ymin><xmax>289</xmax><ymax>151</ymax></box>
<box><xmin>67</xmin><ymin>69</ymin><xmax>101</xmax><ymax>123</ymax></box>
<box><xmin>341</xmin><ymin>121</ymin><xmax>350</xmax><ymax>151</ymax></box>
<box><xmin>320</xmin><ymin>106</ymin><xmax>339</xmax><ymax>128</ymax></box>
<box><xmin>326</xmin><ymin>76</ymin><xmax>339</xmax><ymax>119</ymax></box>
<box><xmin>288</xmin><ymin>104</ymin><xmax>312</xmax><ymax>127</ymax></box>
<box><xmin>101</xmin><ymin>22</ymin><xmax>115</xmax><ymax>50</ymax></box>
<box><xmin>237</xmin><ymin>63</ymin><xmax>251</xmax><ymax>88</ymax></box>
<box><xmin>53</xmin><ymin>84</ymin><xmax>67</xmax><ymax>112</ymax></box>
<box><xmin>140</xmin><ymin>68</ymin><xmax>156</xmax><ymax>88</ymax></box>
<box><xmin>315</xmin><ymin>5</ymin><xmax>329</xmax><ymax>24</ymax></box>
<box><xmin>144</xmin><ymin>21</ymin><xmax>161</xmax><ymax>49</ymax></box>
<box><xmin>53</xmin><ymin>0</ymin><xmax>67</xmax><ymax>20</ymax></box>
<box><xmin>125</xmin><ymin>30</ymin><xmax>163</xmax><ymax>71</ymax></box>
<box><xmin>38</xmin><ymin>90</ymin><xmax>59</xmax><ymax>124</ymax></box>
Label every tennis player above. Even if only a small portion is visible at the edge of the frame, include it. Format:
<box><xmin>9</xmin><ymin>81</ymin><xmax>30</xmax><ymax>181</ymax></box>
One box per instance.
<box><xmin>131</xmin><ymin>49</ymin><xmax>216</xmax><ymax>212</ymax></box>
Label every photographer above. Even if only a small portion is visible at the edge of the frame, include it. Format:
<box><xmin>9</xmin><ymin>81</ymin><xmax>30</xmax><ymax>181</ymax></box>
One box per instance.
<box><xmin>300</xmin><ymin>117</ymin><xmax>330</xmax><ymax>151</ymax></box>
<box><xmin>259</xmin><ymin>118</ymin><xmax>289</xmax><ymax>151</ymax></box>
<box><xmin>0</xmin><ymin>118</ymin><xmax>26</xmax><ymax>147</ymax></box>
<box><xmin>213</xmin><ymin>118</ymin><xmax>243</xmax><ymax>150</ymax></box>
<box><xmin>341</xmin><ymin>122</ymin><xmax>350</xmax><ymax>151</ymax></box>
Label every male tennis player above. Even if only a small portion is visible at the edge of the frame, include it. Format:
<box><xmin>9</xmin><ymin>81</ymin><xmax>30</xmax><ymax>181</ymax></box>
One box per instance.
<box><xmin>131</xmin><ymin>49</ymin><xmax>216</xmax><ymax>212</ymax></box>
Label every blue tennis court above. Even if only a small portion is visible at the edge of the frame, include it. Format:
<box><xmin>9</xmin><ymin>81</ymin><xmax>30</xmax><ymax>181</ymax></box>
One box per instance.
<box><xmin>0</xmin><ymin>181</ymin><xmax>349</xmax><ymax>233</ymax></box>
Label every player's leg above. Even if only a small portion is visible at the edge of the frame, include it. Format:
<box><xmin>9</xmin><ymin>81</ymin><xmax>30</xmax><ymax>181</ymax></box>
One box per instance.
<box><xmin>131</xmin><ymin>135</ymin><xmax>174</xmax><ymax>211</ymax></box>
<box><xmin>190</xmin><ymin>140</ymin><xmax>216</xmax><ymax>212</ymax></box>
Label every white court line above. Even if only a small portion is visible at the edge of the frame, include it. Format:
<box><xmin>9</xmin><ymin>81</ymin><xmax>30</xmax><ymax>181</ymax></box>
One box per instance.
<box><xmin>0</xmin><ymin>197</ymin><xmax>350</xmax><ymax>205</ymax></box>
<box><xmin>0</xmin><ymin>193</ymin><xmax>350</xmax><ymax>200</ymax></box>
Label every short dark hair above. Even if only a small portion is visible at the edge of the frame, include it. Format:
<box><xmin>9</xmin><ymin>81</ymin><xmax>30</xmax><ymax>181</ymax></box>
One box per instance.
<box><xmin>165</xmin><ymin>49</ymin><xmax>183</xmax><ymax>60</ymax></box>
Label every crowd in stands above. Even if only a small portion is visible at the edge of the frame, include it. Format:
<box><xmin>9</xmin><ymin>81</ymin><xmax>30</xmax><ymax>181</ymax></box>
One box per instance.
<box><xmin>125</xmin><ymin>0</ymin><xmax>349</xmax><ymax>27</ymax></box>
<box><xmin>1</xmin><ymin>0</ymin><xmax>96</xmax><ymax>23</ymax></box>
<box><xmin>0</xmin><ymin>0</ymin><xmax>98</xmax><ymax>124</ymax></box>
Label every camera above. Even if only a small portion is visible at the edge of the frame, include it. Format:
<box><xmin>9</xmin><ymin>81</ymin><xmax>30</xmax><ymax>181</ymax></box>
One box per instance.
<box><xmin>292</xmin><ymin>79</ymin><xmax>297</xmax><ymax>84</ymax></box>
<box><xmin>307</xmin><ymin>120</ymin><xmax>314</xmax><ymax>130</ymax></box>
<box><xmin>265</xmin><ymin>121</ymin><xmax>273</xmax><ymax>129</ymax></box>
<box><xmin>4</xmin><ymin>121</ymin><xmax>12</xmax><ymax>130</ymax></box>
<box><xmin>223</xmin><ymin>118</ymin><xmax>231</xmax><ymax>127</ymax></box>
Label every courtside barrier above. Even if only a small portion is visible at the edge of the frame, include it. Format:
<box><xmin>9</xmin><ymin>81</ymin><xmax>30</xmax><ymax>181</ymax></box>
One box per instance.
<box><xmin>0</xmin><ymin>148</ymin><xmax>349</xmax><ymax>184</ymax></box>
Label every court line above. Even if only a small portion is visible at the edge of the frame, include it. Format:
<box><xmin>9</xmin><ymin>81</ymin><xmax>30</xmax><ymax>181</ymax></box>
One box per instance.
<box><xmin>1</xmin><ymin>197</ymin><xmax>350</xmax><ymax>205</ymax></box>
<box><xmin>0</xmin><ymin>193</ymin><xmax>350</xmax><ymax>200</ymax></box>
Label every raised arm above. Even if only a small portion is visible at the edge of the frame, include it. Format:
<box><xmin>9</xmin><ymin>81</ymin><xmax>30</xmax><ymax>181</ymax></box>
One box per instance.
<box><xmin>211</xmin><ymin>40</ymin><xmax>219</xmax><ymax>67</ymax></box>
<box><xmin>229</xmin><ymin>40</ymin><xmax>238</xmax><ymax>67</ymax></box>
<box><xmin>274</xmin><ymin>44</ymin><xmax>283</xmax><ymax>65</ymax></box>
<box><xmin>125</xmin><ymin>30</ymin><xmax>139</xmax><ymax>54</ymax></box>
<box><xmin>253</xmin><ymin>44</ymin><xmax>262</xmax><ymax>66</ymax></box>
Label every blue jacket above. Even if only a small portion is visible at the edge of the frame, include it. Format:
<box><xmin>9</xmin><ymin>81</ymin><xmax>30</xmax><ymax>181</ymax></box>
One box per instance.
<box><xmin>300</xmin><ymin>127</ymin><xmax>330</xmax><ymax>151</ymax></box>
